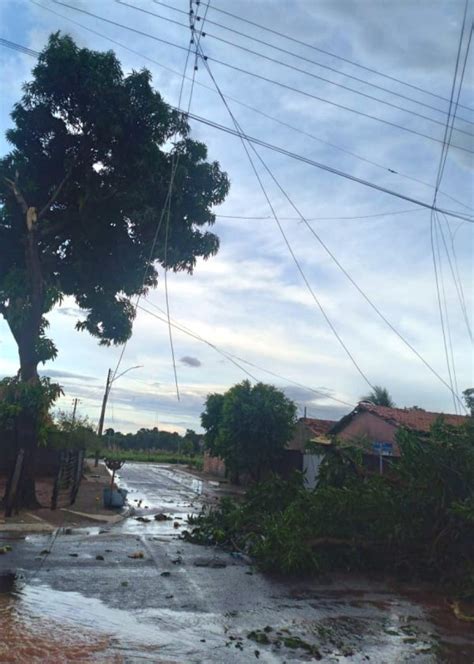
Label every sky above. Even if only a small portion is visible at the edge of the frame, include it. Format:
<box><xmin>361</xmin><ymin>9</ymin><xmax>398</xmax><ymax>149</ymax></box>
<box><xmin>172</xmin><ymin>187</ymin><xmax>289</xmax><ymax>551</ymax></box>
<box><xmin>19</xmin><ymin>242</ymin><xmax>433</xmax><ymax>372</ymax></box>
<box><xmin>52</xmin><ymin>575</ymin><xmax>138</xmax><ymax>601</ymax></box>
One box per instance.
<box><xmin>0</xmin><ymin>0</ymin><xmax>473</xmax><ymax>434</ymax></box>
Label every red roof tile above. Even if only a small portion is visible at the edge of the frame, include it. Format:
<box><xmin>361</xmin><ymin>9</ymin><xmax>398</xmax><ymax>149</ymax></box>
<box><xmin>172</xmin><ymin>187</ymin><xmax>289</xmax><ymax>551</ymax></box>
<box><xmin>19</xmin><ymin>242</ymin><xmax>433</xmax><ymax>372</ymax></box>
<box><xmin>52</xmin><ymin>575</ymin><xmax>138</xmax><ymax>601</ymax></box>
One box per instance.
<box><xmin>358</xmin><ymin>403</ymin><xmax>468</xmax><ymax>433</ymax></box>
<box><xmin>301</xmin><ymin>417</ymin><xmax>337</xmax><ymax>437</ymax></box>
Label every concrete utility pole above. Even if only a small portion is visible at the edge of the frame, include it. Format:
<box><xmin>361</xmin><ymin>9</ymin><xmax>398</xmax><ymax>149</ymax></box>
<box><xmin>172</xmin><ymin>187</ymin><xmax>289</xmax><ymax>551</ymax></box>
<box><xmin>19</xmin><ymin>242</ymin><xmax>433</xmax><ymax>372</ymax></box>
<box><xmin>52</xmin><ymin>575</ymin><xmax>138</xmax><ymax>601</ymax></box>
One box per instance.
<box><xmin>95</xmin><ymin>369</ymin><xmax>112</xmax><ymax>467</ymax></box>
<box><xmin>71</xmin><ymin>398</ymin><xmax>79</xmax><ymax>424</ymax></box>
<box><xmin>95</xmin><ymin>365</ymin><xmax>142</xmax><ymax>466</ymax></box>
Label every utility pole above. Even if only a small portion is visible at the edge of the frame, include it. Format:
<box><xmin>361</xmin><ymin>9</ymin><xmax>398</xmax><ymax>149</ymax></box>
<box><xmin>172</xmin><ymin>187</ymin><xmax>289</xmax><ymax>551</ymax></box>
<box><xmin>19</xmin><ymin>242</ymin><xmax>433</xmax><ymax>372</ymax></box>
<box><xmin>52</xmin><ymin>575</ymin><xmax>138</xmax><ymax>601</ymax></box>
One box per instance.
<box><xmin>95</xmin><ymin>368</ymin><xmax>112</xmax><ymax>467</ymax></box>
<box><xmin>71</xmin><ymin>398</ymin><xmax>79</xmax><ymax>424</ymax></box>
<box><xmin>94</xmin><ymin>365</ymin><xmax>143</xmax><ymax>467</ymax></box>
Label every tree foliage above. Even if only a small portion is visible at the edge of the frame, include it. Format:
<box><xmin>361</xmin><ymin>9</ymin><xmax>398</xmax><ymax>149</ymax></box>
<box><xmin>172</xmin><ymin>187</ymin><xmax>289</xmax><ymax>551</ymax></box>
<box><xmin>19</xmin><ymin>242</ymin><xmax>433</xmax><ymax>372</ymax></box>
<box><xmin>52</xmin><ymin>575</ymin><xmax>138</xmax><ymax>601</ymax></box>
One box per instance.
<box><xmin>0</xmin><ymin>33</ymin><xmax>229</xmax><ymax>360</ymax></box>
<box><xmin>188</xmin><ymin>419</ymin><xmax>474</xmax><ymax>594</ymax></box>
<box><xmin>201</xmin><ymin>380</ymin><xmax>297</xmax><ymax>481</ymax></box>
<box><xmin>360</xmin><ymin>385</ymin><xmax>395</xmax><ymax>407</ymax></box>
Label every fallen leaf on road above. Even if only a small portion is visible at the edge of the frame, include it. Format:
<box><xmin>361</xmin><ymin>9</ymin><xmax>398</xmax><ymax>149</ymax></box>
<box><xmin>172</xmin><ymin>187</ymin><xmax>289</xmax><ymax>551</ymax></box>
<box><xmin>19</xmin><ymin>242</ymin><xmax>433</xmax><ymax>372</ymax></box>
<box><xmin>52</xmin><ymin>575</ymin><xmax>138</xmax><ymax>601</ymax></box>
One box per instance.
<box><xmin>0</xmin><ymin>545</ymin><xmax>12</xmax><ymax>554</ymax></box>
<box><xmin>128</xmin><ymin>551</ymin><xmax>145</xmax><ymax>559</ymax></box>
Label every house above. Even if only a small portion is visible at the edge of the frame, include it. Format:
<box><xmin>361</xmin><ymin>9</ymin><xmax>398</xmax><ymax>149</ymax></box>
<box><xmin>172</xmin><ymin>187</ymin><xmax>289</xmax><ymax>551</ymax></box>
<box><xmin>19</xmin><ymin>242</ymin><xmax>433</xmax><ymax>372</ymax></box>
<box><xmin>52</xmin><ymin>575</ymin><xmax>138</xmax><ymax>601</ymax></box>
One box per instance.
<box><xmin>329</xmin><ymin>402</ymin><xmax>469</xmax><ymax>472</ymax></box>
<box><xmin>285</xmin><ymin>417</ymin><xmax>337</xmax><ymax>487</ymax></box>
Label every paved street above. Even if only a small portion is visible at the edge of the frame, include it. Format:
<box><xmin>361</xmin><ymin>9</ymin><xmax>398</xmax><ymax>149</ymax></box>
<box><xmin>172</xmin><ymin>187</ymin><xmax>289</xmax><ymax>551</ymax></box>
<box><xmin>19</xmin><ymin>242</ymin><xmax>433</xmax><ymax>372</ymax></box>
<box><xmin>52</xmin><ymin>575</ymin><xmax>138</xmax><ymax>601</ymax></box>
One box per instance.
<box><xmin>1</xmin><ymin>464</ymin><xmax>473</xmax><ymax>663</ymax></box>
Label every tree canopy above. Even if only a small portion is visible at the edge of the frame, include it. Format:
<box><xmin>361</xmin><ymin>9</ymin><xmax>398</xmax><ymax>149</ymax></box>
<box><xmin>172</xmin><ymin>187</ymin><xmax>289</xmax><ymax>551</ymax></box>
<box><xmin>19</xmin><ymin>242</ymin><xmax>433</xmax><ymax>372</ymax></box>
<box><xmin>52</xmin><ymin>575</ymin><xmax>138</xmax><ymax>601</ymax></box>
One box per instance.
<box><xmin>360</xmin><ymin>385</ymin><xmax>395</xmax><ymax>407</ymax></box>
<box><xmin>0</xmin><ymin>32</ymin><xmax>229</xmax><ymax>364</ymax></box>
<box><xmin>201</xmin><ymin>380</ymin><xmax>297</xmax><ymax>482</ymax></box>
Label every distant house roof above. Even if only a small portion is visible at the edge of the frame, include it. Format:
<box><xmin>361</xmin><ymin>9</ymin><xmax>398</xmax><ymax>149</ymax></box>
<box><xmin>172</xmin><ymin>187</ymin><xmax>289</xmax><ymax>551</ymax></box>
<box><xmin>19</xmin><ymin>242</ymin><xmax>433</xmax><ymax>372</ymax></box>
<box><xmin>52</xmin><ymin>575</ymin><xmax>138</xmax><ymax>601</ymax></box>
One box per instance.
<box><xmin>302</xmin><ymin>417</ymin><xmax>338</xmax><ymax>437</ymax></box>
<box><xmin>330</xmin><ymin>402</ymin><xmax>468</xmax><ymax>435</ymax></box>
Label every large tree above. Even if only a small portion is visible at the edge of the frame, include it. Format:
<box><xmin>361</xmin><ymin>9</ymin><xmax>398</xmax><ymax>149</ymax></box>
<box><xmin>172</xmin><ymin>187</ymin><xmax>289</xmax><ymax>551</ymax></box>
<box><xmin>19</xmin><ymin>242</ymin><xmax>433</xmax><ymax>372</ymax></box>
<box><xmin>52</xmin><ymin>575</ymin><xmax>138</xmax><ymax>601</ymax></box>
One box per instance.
<box><xmin>201</xmin><ymin>381</ymin><xmax>297</xmax><ymax>482</ymax></box>
<box><xmin>0</xmin><ymin>34</ymin><xmax>229</xmax><ymax>505</ymax></box>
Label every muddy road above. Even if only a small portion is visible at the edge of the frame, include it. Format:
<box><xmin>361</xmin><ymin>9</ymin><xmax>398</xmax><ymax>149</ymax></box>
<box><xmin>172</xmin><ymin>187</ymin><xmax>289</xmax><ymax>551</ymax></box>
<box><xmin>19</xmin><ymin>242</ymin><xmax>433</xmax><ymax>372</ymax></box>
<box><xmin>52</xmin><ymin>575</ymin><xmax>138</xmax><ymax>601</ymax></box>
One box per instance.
<box><xmin>1</xmin><ymin>463</ymin><xmax>473</xmax><ymax>663</ymax></box>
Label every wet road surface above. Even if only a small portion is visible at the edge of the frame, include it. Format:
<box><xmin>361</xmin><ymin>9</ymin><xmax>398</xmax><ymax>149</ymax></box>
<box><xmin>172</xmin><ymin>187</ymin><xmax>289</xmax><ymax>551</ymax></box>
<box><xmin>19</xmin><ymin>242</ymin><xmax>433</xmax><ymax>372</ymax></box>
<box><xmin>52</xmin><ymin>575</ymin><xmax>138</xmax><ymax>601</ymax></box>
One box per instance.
<box><xmin>1</xmin><ymin>463</ymin><xmax>473</xmax><ymax>663</ymax></box>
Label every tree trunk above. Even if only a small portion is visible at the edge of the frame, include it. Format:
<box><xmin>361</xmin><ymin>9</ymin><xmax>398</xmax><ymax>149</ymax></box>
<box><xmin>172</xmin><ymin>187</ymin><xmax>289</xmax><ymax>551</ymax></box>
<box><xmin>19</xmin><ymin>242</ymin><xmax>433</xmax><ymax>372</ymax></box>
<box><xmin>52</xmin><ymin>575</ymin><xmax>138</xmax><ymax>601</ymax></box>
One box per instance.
<box><xmin>12</xmin><ymin>206</ymin><xmax>44</xmax><ymax>509</ymax></box>
<box><xmin>16</xmin><ymin>333</ymin><xmax>42</xmax><ymax>509</ymax></box>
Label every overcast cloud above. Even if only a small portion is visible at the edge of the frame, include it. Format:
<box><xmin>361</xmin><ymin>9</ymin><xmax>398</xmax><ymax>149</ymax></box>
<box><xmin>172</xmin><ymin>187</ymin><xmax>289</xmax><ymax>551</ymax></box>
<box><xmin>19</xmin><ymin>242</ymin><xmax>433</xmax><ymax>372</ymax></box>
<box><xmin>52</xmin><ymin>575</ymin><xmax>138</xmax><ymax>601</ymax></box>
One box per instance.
<box><xmin>0</xmin><ymin>0</ymin><xmax>472</xmax><ymax>433</ymax></box>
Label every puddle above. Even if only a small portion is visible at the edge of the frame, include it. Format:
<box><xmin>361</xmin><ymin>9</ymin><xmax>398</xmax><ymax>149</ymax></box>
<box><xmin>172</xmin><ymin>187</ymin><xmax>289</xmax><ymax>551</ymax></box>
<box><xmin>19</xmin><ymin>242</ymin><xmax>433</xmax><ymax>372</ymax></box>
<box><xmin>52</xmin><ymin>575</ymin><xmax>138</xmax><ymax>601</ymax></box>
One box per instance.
<box><xmin>0</xmin><ymin>580</ymin><xmax>225</xmax><ymax>663</ymax></box>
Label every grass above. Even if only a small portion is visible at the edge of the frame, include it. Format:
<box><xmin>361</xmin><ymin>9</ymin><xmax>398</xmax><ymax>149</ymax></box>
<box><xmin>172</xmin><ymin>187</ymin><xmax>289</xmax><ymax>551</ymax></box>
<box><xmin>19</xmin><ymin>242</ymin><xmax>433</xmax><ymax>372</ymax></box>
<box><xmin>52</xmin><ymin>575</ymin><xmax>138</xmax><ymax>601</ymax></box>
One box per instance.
<box><xmin>94</xmin><ymin>448</ymin><xmax>203</xmax><ymax>469</ymax></box>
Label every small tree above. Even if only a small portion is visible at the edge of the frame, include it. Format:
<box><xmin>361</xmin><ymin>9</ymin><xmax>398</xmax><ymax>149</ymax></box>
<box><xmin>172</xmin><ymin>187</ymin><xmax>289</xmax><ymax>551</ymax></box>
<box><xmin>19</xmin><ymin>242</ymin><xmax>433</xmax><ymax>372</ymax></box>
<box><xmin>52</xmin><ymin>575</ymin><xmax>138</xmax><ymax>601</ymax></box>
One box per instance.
<box><xmin>201</xmin><ymin>381</ymin><xmax>297</xmax><ymax>482</ymax></box>
<box><xmin>0</xmin><ymin>34</ymin><xmax>229</xmax><ymax>505</ymax></box>
<box><xmin>463</xmin><ymin>388</ymin><xmax>474</xmax><ymax>417</ymax></box>
<box><xmin>360</xmin><ymin>385</ymin><xmax>395</xmax><ymax>407</ymax></box>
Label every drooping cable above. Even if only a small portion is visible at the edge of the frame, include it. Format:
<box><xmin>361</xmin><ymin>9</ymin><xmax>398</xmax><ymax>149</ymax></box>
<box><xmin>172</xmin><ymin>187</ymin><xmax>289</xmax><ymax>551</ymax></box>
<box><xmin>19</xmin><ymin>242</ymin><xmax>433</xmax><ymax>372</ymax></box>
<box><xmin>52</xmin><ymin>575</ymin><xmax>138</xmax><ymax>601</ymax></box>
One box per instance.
<box><xmin>198</xmin><ymin>42</ymin><xmax>468</xmax><ymax>409</ymax></box>
<box><xmin>197</xmin><ymin>45</ymin><xmax>375</xmax><ymax>390</ymax></box>
<box><xmin>140</xmin><ymin>299</ymin><xmax>355</xmax><ymax>408</ymax></box>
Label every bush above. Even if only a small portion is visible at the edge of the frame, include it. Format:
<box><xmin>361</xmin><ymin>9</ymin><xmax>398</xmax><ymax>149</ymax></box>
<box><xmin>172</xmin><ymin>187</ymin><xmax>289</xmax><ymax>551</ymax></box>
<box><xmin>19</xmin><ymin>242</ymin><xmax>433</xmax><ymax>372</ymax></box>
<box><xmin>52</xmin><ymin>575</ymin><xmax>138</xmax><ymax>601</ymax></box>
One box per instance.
<box><xmin>186</xmin><ymin>420</ymin><xmax>474</xmax><ymax>593</ymax></box>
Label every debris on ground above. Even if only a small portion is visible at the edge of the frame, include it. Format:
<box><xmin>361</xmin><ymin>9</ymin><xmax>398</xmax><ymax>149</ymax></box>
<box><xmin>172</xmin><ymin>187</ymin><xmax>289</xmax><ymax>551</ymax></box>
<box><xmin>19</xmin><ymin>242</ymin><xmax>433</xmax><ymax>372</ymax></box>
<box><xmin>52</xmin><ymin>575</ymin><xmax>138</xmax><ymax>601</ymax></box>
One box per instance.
<box><xmin>128</xmin><ymin>551</ymin><xmax>145</xmax><ymax>559</ymax></box>
<box><xmin>135</xmin><ymin>516</ymin><xmax>151</xmax><ymax>523</ymax></box>
<box><xmin>193</xmin><ymin>557</ymin><xmax>227</xmax><ymax>568</ymax></box>
<box><xmin>96</xmin><ymin>555</ymin><xmax>105</xmax><ymax>561</ymax></box>
<box><xmin>160</xmin><ymin>571</ymin><xmax>171</xmax><ymax>577</ymax></box>
<box><xmin>154</xmin><ymin>513</ymin><xmax>171</xmax><ymax>521</ymax></box>
<box><xmin>40</xmin><ymin>549</ymin><xmax>50</xmax><ymax>555</ymax></box>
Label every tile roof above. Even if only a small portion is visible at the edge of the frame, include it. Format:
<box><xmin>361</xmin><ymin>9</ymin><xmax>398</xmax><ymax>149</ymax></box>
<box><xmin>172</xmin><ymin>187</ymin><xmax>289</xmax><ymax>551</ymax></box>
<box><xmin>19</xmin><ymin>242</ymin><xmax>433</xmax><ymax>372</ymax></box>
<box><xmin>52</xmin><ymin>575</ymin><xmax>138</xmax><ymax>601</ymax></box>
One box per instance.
<box><xmin>348</xmin><ymin>402</ymin><xmax>468</xmax><ymax>433</ymax></box>
<box><xmin>301</xmin><ymin>417</ymin><xmax>338</xmax><ymax>437</ymax></box>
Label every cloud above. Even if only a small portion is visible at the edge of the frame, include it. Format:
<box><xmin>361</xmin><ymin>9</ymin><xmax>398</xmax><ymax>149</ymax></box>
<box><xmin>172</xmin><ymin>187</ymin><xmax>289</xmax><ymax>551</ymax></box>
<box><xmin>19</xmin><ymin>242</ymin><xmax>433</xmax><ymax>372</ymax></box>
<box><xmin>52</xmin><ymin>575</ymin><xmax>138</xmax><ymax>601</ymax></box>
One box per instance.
<box><xmin>39</xmin><ymin>369</ymin><xmax>97</xmax><ymax>382</ymax></box>
<box><xmin>180</xmin><ymin>356</ymin><xmax>202</xmax><ymax>368</ymax></box>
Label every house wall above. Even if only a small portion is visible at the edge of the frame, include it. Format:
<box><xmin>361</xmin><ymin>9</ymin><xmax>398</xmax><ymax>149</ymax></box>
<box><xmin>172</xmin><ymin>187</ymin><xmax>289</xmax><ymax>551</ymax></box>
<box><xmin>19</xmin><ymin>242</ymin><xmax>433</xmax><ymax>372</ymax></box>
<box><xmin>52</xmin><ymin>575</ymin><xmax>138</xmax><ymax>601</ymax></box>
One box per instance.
<box><xmin>336</xmin><ymin>411</ymin><xmax>400</xmax><ymax>455</ymax></box>
<box><xmin>202</xmin><ymin>451</ymin><xmax>226</xmax><ymax>478</ymax></box>
<box><xmin>287</xmin><ymin>420</ymin><xmax>312</xmax><ymax>452</ymax></box>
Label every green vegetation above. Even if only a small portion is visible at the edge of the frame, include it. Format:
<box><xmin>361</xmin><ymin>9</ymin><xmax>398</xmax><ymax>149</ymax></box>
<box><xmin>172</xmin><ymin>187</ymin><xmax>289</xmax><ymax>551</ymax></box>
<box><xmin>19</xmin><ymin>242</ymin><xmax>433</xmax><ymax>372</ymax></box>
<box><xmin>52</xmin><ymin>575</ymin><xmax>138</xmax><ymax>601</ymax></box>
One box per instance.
<box><xmin>187</xmin><ymin>418</ymin><xmax>474</xmax><ymax>595</ymax></box>
<box><xmin>201</xmin><ymin>380</ymin><xmax>297</xmax><ymax>482</ymax></box>
<box><xmin>0</xmin><ymin>33</ymin><xmax>228</xmax><ymax>504</ymax></box>
<box><xmin>103</xmin><ymin>427</ymin><xmax>202</xmax><ymax>456</ymax></box>
<box><xmin>102</xmin><ymin>448</ymin><xmax>203</xmax><ymax>469</ymax></box>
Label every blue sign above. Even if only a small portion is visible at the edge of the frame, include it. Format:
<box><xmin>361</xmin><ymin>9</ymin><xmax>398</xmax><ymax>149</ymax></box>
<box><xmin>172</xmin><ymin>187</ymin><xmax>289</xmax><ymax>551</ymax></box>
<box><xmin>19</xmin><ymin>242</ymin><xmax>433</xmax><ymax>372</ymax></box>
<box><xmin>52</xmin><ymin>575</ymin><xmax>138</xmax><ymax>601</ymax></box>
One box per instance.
<box><xmin>372</xmin><ymin>441</ymin><xmax>393</xmax><ymax>456</ymax></box>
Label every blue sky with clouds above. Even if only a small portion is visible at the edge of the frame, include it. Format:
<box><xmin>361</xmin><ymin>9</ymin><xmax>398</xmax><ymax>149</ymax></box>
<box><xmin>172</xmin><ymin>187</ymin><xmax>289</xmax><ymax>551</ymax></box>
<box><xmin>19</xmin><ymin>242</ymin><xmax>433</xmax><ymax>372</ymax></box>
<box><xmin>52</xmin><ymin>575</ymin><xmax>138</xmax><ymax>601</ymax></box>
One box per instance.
<box><xmin>0</xmin><ymin>0</ymin><xmax>473</xmax><ymax>433</ymax></box>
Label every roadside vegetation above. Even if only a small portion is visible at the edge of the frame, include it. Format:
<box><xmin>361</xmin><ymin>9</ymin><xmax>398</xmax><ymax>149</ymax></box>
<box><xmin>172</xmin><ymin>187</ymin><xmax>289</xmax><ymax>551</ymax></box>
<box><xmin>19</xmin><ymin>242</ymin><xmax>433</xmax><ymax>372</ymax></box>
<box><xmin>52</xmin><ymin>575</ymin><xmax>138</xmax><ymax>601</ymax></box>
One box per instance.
<box><xmin>187</xmin><ymin>418</ymin><xmax>474</xmax><ymax>596</ymax></box>
<box><xmin>101</xmin><ymin>449</ymin><xmax>203</xmax><ymax>469</ymax></box>
<box><xmin>201</xmin><ymin>380</ymin><xmax>297</xmax><ymax>483</ymax></box>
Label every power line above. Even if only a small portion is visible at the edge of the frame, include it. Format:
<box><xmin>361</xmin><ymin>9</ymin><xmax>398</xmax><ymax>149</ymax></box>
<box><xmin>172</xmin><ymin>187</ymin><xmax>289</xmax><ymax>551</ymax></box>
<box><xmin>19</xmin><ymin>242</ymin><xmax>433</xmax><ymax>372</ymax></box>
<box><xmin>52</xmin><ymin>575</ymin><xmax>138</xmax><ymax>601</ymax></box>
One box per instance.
<box><xmin>117</xmin><ymin>0</ymin><xmax>474</xmax><ymax>136</ymax></box>
<box><xmin>152</xmin><ymin>0</ymin><xmax>474</xmax><ymax>126</ymax></box>
<box><xmin>202</xmin><ymin>0</ymin><xmax>474</xmax><ymax>114</ymax></box>
<box><xmin>2</xmin><ymin>36</ymin><xmax>473</xmax><ymax>222</ymax></box>
<box><xmin>110</xmin><ymin>3</ymin><xmax>202</xmax><ymax>396</ymax></box>
<box><xmin>215</xmin><ymin>208</ymin><xmax>423</xmax><ymax>221</ymax></box>
<box><xmin>139</xmin><ymin>300</ymin><xmax>355</xmax><ymax>408</ymax></box>
<box><xmin>181</xmin><ymin>109</ymin><xmax>474</xmax><ymax>220</ymax></box>
<box><xmin>428</xmin><ymin>6</ymin><xmax>472</xmax><ymax>414</ymax></box>
<box><xmin>48</xmin><ymin>1</ymin><xmax>473</xmax><ymax>151</ymax></box>
<box><xmin>197</xmin><ymin>44</ymin><xmax>376</xmax><ymax>391</ymax></box>
<box><xmin>198</xmin><ymin>43</ymin><xmax>468</xmax><ymax>409</ymax></box>
<box><xmin>10</xmin><ymin>16</ymin><xmax>474</xmax><ymax>213</ymax></box>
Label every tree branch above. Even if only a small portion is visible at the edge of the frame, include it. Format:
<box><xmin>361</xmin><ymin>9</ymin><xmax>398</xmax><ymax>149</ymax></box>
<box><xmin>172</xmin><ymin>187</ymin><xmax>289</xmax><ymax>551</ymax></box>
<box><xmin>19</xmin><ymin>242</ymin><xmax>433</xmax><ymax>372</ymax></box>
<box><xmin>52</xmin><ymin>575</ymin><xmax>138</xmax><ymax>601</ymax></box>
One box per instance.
<box><xmin>4</xmin><ymin>176</ymin><xmax>28</xmax><ymax>214</ymax></box>
<box><xmin>37</xmin><ymin>167</ymin><xmax>73</xmax><ymax>220</ymax></box>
